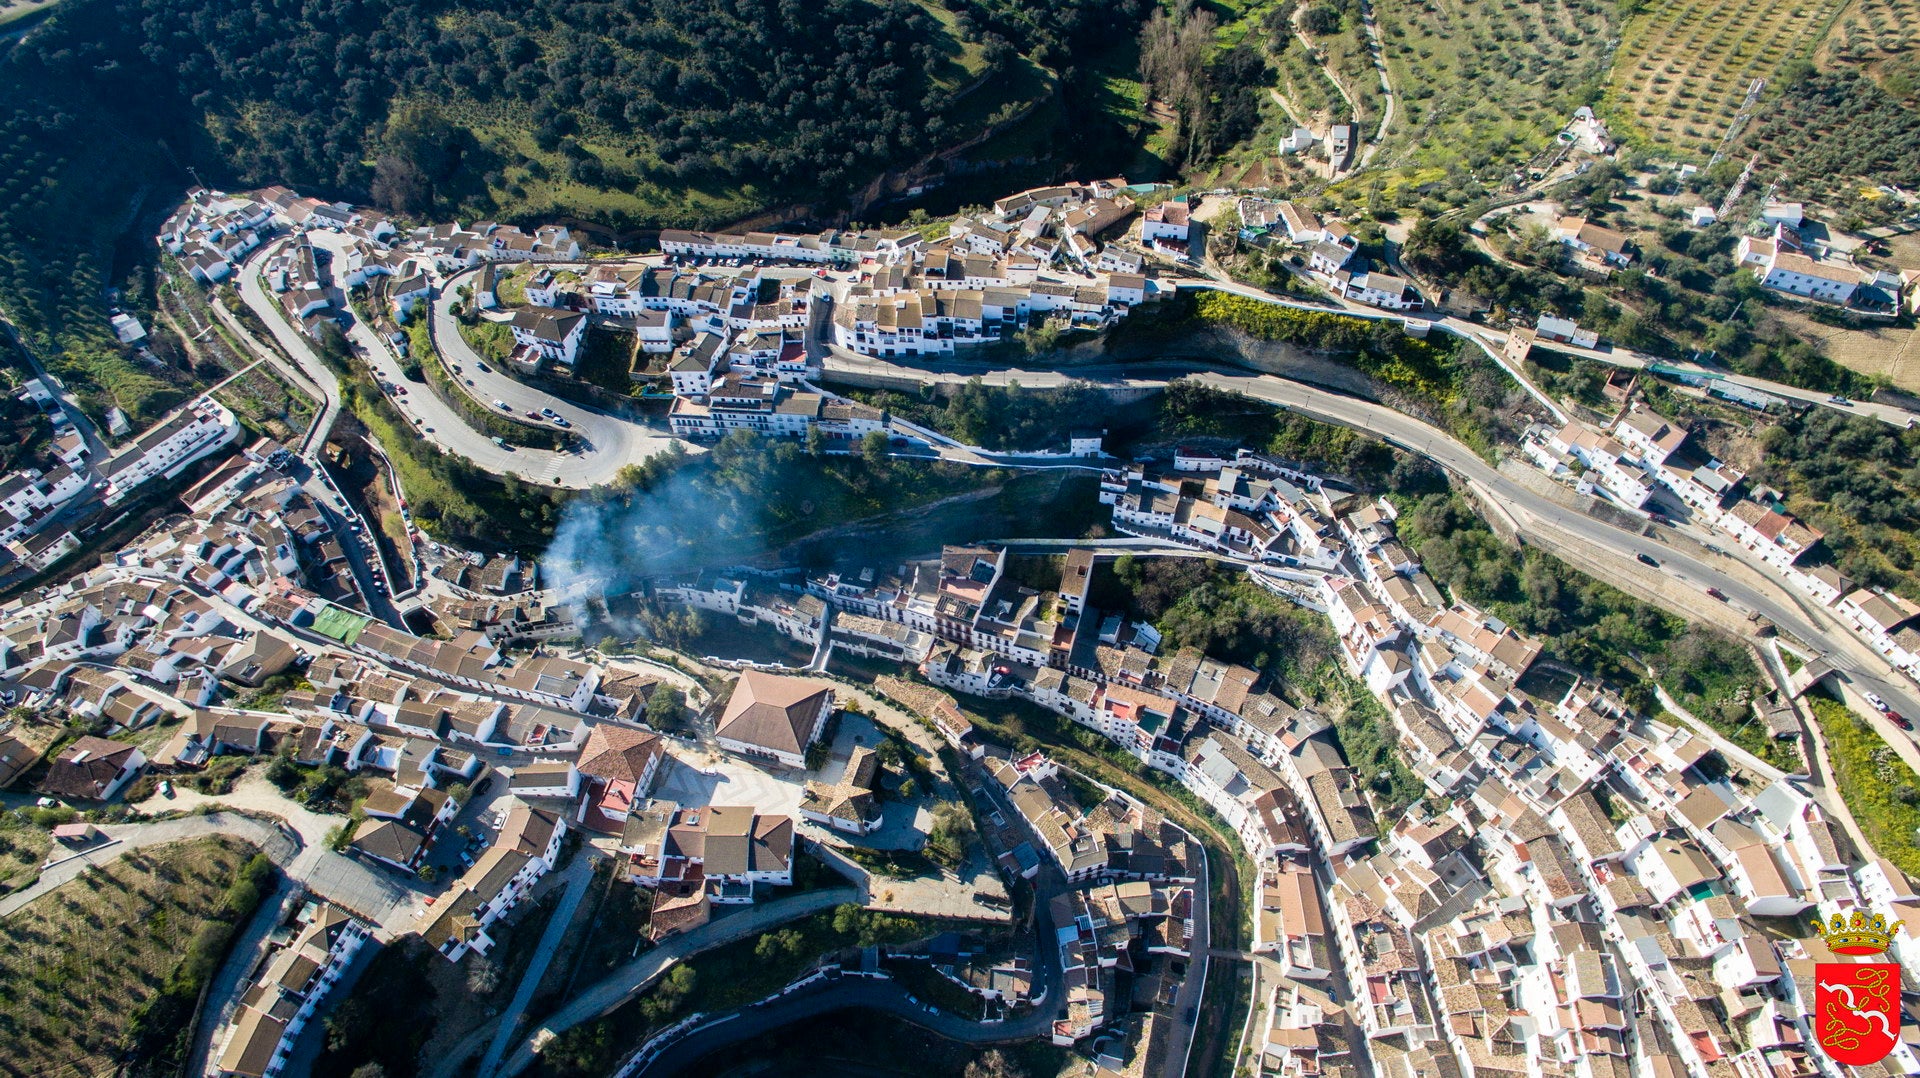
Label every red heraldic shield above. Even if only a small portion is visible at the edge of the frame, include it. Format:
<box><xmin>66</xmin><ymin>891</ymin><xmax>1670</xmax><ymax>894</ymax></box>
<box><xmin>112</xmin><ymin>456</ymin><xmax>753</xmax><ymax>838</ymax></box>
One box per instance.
<box><xmin>1813</xmin><ymin>962</ymin><xmax>1902</xmax><ymax>1066</ymax></box>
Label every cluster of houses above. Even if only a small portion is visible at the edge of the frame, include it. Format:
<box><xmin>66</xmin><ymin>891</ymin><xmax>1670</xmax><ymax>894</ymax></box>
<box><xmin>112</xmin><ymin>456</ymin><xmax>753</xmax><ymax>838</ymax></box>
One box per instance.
<box><xmin>163</xmin><ymin>183</ymin><xmax>576</xmax><ymax>342</ymax></box>
<box><xmin>1100</xmin><ymin>448</ymin><xmax>1350</xmax><ymax>567</ymax></box>
<box><xmin>648</xmin><ymin>437</ymin><xmax>1920</xmax><ymax>1078</ymax></box>
<box><xmin>0</xmin><ymin>420</ymin><xmax>873</xmax><ymax>970</ymax></box>
<box><xmin>0</xmin><ymin>441</ymin><xmax>410</xmax><ymax>806</ymax></box>
<box><xmin>986</xmin><ymin>750</ymin><xmax>1200</xmax><ymax>1056</ymax></box>
<box><xmin>212</xmin><ymin>901</ymin><xmax>372</xmax><ymax>1078</ymax></box>
<box><xmin>1529</xmin><ymin>401</ymin><xmax>1920</xmax><ymax>685</ymax></box>
<box><xmin>0</xmin><ymin>386</ymin><xmax>240</xmax><ymax>577</ymax></box>
<box><xmin>1234</xmin><ymin>199</ymin><xmax>1419</xmax><ymax>311</ymax></box>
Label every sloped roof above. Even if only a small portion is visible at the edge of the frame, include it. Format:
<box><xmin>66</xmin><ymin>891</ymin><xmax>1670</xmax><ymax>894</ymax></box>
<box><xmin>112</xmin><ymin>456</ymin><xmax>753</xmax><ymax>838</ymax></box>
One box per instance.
<box><xmin>715</xmin><ymin>671</ymin><xmax>832</xmax><ymax>756</ymax></box>
<box><xmin>38</xmin><ymin>736</ymin><xmax>138</xmax><ymax>800</ymax></box>
<box><xmin>575</xmin><ymin>725</ymin><xmax>664</xmax><ymax>782</ymax></box>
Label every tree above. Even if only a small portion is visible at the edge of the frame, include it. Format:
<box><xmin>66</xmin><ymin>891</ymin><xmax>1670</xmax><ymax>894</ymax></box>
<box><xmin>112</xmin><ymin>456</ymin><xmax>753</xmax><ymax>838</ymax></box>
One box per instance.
<box><xmin>645</xmin><ymin>686</ymin><xmax>686</xmax><ymax>729</ymax></box>
<box><xmin>265</xmin><ymin>749</ymin><xmax>301</xmax><ymax>792</ymax></box>
<box><xmin>861</xmin><ymin>430</ymin><xmax>891</xmax><ymax>469</ymax></box>
<box><xmin>1302</xmin><ymin>4</ymin><xmax>1342</xmax><ymax>33</ymax></box>
<box><xmin>965</xmin><ymin>1049</ymin><xmax>1027</xmax><ymax>1078</ymax></box>
<box><xmin>805</xmin><ymin>424</ymin><xmax>824</xmax><ymax>457</ymax></box>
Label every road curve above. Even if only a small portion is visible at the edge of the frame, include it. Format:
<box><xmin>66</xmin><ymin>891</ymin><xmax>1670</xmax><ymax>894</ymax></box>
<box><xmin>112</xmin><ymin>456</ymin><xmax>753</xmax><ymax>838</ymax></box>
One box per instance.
<box><xmin>636</xmin><ymin>979</ymin><xmax>1051</xmax><ymax>1077</ymax></box>
<box><xmin>821</xmin><ymin>348</ymin><xmax>1920</xmax><ymax>766</ymax></box>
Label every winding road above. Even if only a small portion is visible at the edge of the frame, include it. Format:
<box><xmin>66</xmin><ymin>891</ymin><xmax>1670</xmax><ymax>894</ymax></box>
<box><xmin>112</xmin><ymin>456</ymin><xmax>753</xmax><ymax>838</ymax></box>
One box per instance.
<box><xmin>231</xmin><ymin>231</ymin><xmax>1920</xmax><ymax>792</ymax></box>
<box><xmin>822</xmin><ymin>346</ymin><xmax>1920</xmax><ymax>771</ymax></box>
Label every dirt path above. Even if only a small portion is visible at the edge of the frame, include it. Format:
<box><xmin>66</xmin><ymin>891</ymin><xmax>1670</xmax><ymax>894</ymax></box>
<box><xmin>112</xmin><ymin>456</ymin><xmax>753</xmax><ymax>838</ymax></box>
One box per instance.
<box><xmin>1355</xmin><ymin>0</ymin><xmax>1396</xmax><ymax>166</ymax></box>
<box><xmin>1267</xmin><ymin>86</ymin><xmax>1309</xmax><ymax>131</ymax></box>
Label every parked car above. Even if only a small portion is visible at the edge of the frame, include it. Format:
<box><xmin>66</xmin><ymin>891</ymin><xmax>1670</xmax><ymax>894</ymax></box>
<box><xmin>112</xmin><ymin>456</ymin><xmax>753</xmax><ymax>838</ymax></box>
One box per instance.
<box><xmin>1865</xmin><ymin>692</ymin><xmax>1889</xmax><ymax>712</ymax></box>
<box><xmin>1704</xmin><ymin>587</ymin><xmax>1726</xmax><ymax>601</ymax></box>
<box><xmin>1891</xmin><ymin>712</ymin><xmax>1913</xmax><ymax>731</ymax></box>
<box><xmin>1635</xmin><ymin>552</ymin><xmax>1659</xmax><ymax>567</ymax></box>
<box><xmin>494</xmin><ymin>399</ymin><xmax>511</xmax><ymax>411</ymax></box>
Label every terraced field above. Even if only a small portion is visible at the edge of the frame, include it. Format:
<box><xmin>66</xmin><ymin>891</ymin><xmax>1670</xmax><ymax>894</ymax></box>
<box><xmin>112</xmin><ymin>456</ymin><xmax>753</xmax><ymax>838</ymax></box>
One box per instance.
<box><xmin>1605</xmin><ymin>0</ymin><xmax>1847</xmax><ymax>160</ymax></box>
<box><xmin>1374</xmin><ymin>0</ymin><xmax>1616</xmax><ymax>173</ymax></box>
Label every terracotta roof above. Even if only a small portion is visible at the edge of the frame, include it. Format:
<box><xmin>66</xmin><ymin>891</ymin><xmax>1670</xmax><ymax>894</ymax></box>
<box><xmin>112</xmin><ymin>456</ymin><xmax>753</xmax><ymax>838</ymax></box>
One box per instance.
<box><xmin>575</xmin><ymin>725</ymin><xmax>664</xmax><ymax>782</ymax></box>
<box><xmin>38</xmin><ymin>736</ymin><xmax>138</xmax><ymax>800</ymax></box>
<box><xmin>715</xmin><ymin>671</ymin><xmax>832</xmax><ymax>756</ymax></box>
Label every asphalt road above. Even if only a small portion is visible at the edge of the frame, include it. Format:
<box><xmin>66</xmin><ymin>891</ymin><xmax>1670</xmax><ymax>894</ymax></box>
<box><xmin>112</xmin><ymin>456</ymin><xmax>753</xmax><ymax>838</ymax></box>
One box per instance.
<box><xmin>636</xmin><ymin>978</ymin><xmax>1049</xmax><ymax>1077</ymax></box>
<box><xmin>1170</xmin><ymin>268</ymin><xmax>1920</xmax><ymax>430</ymax></box>
<box><xmin>422</xmin><ymin>262</ymin><xmax>681</xmax><ymax>489</ymax></box>
<box><xmin>491</xmin><ymin>886</ymin><xmax>862</xmax><ymax>1078</ymax></box>
<box><xmin>823</xmin><ymin>348</ymin><xmax>1920</xmax><ymax>764</ymax></box>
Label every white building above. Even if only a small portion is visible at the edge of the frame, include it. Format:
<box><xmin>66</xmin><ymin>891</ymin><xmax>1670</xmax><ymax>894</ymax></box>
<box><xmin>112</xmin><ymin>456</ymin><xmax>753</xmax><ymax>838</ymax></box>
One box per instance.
<box><xmin>508</xmin><ymin>307</ymin><xmax>588</xmax><ymax>366</ymax></box>
<box><xmin>102</xmin><ymin>398</ymin><xmax>242</xmax><ymax>506</ymax></box>
<box><xmin>420</xmin><ymin>802</ymin><xmax>568</xmax><ymax>962</ymax></box>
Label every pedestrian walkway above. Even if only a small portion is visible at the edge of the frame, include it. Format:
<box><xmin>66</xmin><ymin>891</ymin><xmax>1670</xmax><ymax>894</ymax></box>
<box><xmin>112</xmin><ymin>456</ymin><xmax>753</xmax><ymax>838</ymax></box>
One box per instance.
<box><xmin>491</xmin><ymin>886</ymin><xmax>859</xmax><ymax>1078</ymax></box>
<box><xmin>476</xmin><ymin>860</ymin><xmax>597</xmax><ymax>1078</ymax></box>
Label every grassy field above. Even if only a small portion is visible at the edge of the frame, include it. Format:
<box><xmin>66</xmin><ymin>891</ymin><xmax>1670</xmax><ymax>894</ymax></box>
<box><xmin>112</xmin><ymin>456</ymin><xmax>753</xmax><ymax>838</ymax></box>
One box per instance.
<box><xmin>1605</xmin><ymin>0</ymin><xmax>1847</xmax><ymax>160</ymax></box>
<box><xmin>0</xmin><ymin>813</ymin><xmax>53</xmax><ymax>893</ymax></box>
<box><xmin>1807</xmin><ymin>693</ymin><xmax>1920</xmax><ymax>877</ymax></box>
<box><xmin>213</xmin><ymin>361</ymin><xmax>316</xmax><ymax>444</ymax></box>
<box><xmin>1375</xmin><ymin>0</ymin><xmax>1616</xmax><ymax>175</ymax></box>
<box><xmin>0</xmin><ymin>836</ymin><xmax>267</xmax><ymax>1077</ymax></box>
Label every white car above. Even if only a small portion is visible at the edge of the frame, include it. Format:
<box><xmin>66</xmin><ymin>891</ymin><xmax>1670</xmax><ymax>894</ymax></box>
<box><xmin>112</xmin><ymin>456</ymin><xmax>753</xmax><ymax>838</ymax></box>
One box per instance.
<box><xmin>493</xmin><ymin>400</ymin><xmax>511</xmax><ymax>411</ymax></box>
<box><xmin>1865</xmin><ymin>692</ymin><xmax>1889</xmax><ymax>712</ymax></box>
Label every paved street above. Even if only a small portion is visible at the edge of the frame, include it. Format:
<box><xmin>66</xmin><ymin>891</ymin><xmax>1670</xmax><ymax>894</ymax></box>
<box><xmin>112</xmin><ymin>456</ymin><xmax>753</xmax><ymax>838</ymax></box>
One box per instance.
<box><xmin>476</xmin><ymin>858</ymin><xmax>598</xmax><ymax>1078</ymax></box>
<box><xmin>0</xmin><ymin>810</ymin><xmax>295</xmax><ymax>918</ymax></box>
<box><xmin>490</xmin><ymin>885</ymin><xmax>862</xmax><ymax>1078</ymax></box>
<box><xmin>825</xmin><ymin>348</ymin><xmax>1920</xmax><ymax>763</ymax></box>
<box><xmin>425</xmin><ymin>263</ymin><xmax>682</xmax><ymax>488</ymax></box>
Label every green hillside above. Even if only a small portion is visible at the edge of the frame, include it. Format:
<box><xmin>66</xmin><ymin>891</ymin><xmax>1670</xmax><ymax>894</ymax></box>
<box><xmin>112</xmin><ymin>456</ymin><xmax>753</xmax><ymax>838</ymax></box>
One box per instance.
<box><xmin>0</xmin><ymin>0</ymin><xmax>1142</xmax><ymax>421</ymax></box>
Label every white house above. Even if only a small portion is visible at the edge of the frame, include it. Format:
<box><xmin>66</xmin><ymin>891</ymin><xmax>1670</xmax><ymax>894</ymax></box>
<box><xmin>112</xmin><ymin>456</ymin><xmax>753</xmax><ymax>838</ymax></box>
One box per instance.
<box><xmin>420</xmin><ymin>803</ymin><xmax>568</xmax><ymax>961</ymax></box>
<box><xmin>1142</xmin><ymin>201</ymin><xmax>1191</xmax><ymax>250</ymax></box>
<box><xmin>101</xmin><ymin>398</ymin><xmax>242</xmax><ymax>506</ymax></box>
<box><xmin>508</xmin><ymin>307</ymin><xmax>587</xmax><ymax>366</ymax></box>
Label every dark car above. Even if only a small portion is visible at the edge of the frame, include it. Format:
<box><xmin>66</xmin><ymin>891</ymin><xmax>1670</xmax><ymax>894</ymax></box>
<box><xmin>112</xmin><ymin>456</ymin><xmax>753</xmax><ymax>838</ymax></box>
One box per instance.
<box><xmin>1635</xmin><ymin>552</ymin><xmax>1659</xmax><ymax>567</ymax></box>
<box><xmin>1705</xmin><ymin>587</ymin><xmax>1726</xmax><ymax>601</ymax></box>
<box><xmin>1892</xmin><ymin>712</ymin><xmax>1913</xmax><ymax>731</ymax></box>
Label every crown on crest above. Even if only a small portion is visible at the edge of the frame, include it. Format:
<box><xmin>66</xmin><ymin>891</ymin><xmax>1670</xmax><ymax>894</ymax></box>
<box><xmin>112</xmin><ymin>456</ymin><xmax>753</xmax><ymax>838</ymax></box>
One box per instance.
<box><xmin>1814</xmin><ymin>909</ymin><xmax>1893</xmax><ymax>955</ymax></box>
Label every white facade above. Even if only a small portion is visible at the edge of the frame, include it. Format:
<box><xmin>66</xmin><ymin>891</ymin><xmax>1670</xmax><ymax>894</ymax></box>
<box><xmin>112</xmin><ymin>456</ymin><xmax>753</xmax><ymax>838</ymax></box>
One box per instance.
<box><xmin>103</xmin><ymin>398</ymin><xmax>242</xmax><ymax>506</ymax></box>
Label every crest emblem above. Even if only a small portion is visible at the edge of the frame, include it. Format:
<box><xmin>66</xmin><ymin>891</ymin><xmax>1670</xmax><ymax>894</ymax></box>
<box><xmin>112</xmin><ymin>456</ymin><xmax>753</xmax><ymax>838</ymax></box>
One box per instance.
<box><xmin>1811</xmin><ymin>910</ymin><xmax>1901</xmax><ymax>1066</ymax></box>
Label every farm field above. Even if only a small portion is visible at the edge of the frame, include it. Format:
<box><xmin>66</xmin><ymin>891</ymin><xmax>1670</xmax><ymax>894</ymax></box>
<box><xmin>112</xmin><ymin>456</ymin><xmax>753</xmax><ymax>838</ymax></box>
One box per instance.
<box><xmin>1770</xmin><ymin>307</ymin><xmax>1920</xmax><ymax>393</ymax></box>
<box><xmin>1605</xmin><ymin>0</ymin><xmax>1847</xmax><ymax>160</ymax></box>
<box><xmin>0</xmin><ymin>836</ymin><xmax>264</xmax><ymax>1077</ymax></box>
<box><xmin>1374</xmin><ymin>0</ymin><xmax>1616</xmax><ymax>174</ymax></box>
<box><xmin>1820</xmin><ymin>0</ymin><xmax>1920</xmax><ymax>75</ymax></box>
